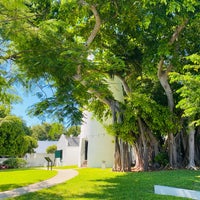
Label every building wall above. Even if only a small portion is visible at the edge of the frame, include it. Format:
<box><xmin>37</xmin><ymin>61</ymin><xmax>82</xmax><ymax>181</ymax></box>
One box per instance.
<box><xmin>62</xmin><ymin>146</ymin><xmax>79</xmax><ymax>166</ymax></box>
<box><xmin>57</xmin><ymin>134</ymin><xmax>79</xmax><ymax>166</ymax></box>
<box><xmin>88</xmin><ymin>133</ymin><xmax>114</xmax><ymax>168</ymax></box>
<box><xmin>24</xmin><ymin>153</ymin><xmax>55</xmax><ymax>167</ymax></box>
<box><xmin>79</xmin><ymin>76</ymin><xmax>124</xmax><ymax>168</ymax></box>
<box><xmin>79</xmin><ymin>111</ymin><xmax>115</xmax><ymax>168</ymax></box>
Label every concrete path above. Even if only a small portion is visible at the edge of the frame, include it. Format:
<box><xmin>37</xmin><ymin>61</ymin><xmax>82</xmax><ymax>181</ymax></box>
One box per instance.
<box><xmin>0</xmin><ymin>169</ymin><xmax>78</xmax><ymax>199</ymax></box>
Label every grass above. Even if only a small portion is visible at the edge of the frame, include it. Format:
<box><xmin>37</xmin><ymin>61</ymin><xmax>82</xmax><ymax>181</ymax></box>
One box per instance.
<box><xmin>5</xmin><ymin>168</ymin><xmax>200</xmax><ymax>200</ymax></box>
<box><xmin>0</xmin><ymin>168</ymin><xmax>57</xmax><ymax>192</ymax></box>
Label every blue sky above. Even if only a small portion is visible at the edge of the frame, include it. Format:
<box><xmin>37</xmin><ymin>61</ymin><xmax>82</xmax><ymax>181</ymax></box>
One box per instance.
<box><xmin>11</xmin><ymin>87</ymin><xmax>53</xmax><ymax>127</ymax></box>
<box><xmin>11</xmin><ymin>91</ymin><xmax>43</xmax><ymax>127</ymax></box>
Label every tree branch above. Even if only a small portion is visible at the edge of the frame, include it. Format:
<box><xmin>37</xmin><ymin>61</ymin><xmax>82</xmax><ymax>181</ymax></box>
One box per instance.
<box><xmin>115</xmin><ymin>75</ymin><xmax>131</xmax><ymax>96</ymax></box>
<box><xmin>85</xmin><ymin>5</ymin><xmax>101</xmax><ymax>46</ymax></box>
<box><xmin>74</xmin><ymin>2</ymin><xmax>103</xmax><ymax>106</ymax></box>
<box><xmin>158</xmin><ymin>19</ymin><xmax>188</xmax><ymax>76</ymax></box>
<box><xmin>87</xmin><ymin>88</ymin><xmax>112</xmax><ymax>107</ymax></box>
<box><xmin>169</xmin><ymin>19</ymin><xmax>188</xmax><ymax>45</ymax></box>
<box><xmin>157</xmin><ymin>57</ymin><xmax>164</xmax><ymax>78</ymax></box>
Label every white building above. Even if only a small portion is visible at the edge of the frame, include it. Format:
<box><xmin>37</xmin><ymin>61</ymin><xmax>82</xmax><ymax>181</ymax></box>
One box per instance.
<box><xmin>78</xmin><ymin>76</ymin><xmax>124</xmax><ymax>168</ymax></box>
<box><xmin>56</xmin><ymin>134</ymin><xmax>80</xmax><ymax>166</ymax></box>
<box><xmin>25</xmin><ymin>141</ymin><xmax>57</xmax><ymax>167</ymax></box>
<box><xmin>78</xmin><ymin>111</ymin><xmax>115</xmax><ymax>168</ymax></box>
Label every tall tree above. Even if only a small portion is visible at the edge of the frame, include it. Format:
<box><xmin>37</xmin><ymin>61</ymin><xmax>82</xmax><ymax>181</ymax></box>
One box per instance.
<box><xmin>31</xmin><ymin>122</ymin><xmax>65</xmax><ymax>141</ymax></box>
<box><xmin>0</xmin><ymin>115</ymin><xmax>37</xmax><ymax>157</ymax></box>
<box><xmin>1</xmin><ymin>0</ymin><xmax>200</xmax><ymax>171</ymax></box>
<box><xmin>171</xmin><ymin>54</ymin><xmax>200</xmax><ymax>169</ymax></box>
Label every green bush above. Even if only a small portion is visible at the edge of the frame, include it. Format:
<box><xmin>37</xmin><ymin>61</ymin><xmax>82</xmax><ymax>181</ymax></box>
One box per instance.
<box><xmin>46</xmin><ymin>145</ymin><xmax>57</xmax><ymax>154</ymax></box>
<box><xmin>3</xmin><ymin>158</ymin><xmax>27</xmax><ymax>168</ymax></box>
<box><xmin>154</xmin><ymin>152</ymin><xmax>169</xmax><ymax>167</ymax></box>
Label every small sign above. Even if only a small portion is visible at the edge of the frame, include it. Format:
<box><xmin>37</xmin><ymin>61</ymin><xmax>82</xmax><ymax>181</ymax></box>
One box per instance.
<box><xmin>55</xmin><ymin>150</ymin><xmax>63</xmax><ymax>159</ymax></box>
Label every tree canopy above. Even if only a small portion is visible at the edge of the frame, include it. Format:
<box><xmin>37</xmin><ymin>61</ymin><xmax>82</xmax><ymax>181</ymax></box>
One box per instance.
<box><xmin>30</xmin><ymin>122</ymin><xmax>79</xmax><ymax>140</ymax></box>
<box><xmin>0</xmin><ymin>113</ymin><xmax>37</xmax><ymax>157</ymax></box>
<box><xmin>0</xmin><ymin>0</ymin><xmax>200</xmax><ymax>171</ymax></box>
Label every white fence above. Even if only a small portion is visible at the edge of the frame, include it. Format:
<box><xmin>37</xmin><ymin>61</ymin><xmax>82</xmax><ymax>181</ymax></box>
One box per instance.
<box><xmin>24</xmin><ymin>153</ymin><xmax>55</xmax><ymax>167</ymax></box>
<box><xmin>0</xmin><ymin>158</ymin><xmax>8</xmax><ymax>164</ymax></box>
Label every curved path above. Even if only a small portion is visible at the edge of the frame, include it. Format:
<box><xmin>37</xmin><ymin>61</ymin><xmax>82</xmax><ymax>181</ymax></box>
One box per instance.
<box><xmin>0</xmin><ymin>169</ymin><xmax>78</xmax><ymax>199</ymax></box>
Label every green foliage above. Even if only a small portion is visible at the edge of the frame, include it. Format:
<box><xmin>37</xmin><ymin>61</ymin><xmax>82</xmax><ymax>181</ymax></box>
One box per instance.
<box><xmin>0</xmin><ymin>0</ymin><xmax>200</xmax><ymax>170</ymax></box>
<box><xmin>31</xmin><ymin>123</ymin><xmax>49</xmax><ymax>140</ymax></box>
<box><xmin>0</xmin><ymin>105</ymin><xmax>10</xmax><ymax>118</ymax></box>
<box><xmin>31</xmin><ymin>122</ymin><xmax>81</xmax><ymax>141</ymax></box>
<box><xmin>31</xmin><ymin>122</ymin><xmax>65</xmax><ymax>141</ymax></box>
<box><xmin>49</xmin><ymin>122</ymin><xmax>64</xmax><ymax>140</ymax></box>
<box><xmin>0</xmin><ymin>115</ymin><xmax>32</xmax><ymax>156</ymax></box>
<box><xmin>65</xmin><ymin>126</ymin><xmax>80</xmax><ymax>137</ymax></box>
<box><xmin>0</xmin><ymin>65</ymin><xmax>19</xmax><ymax>105</ymax></box>
<box><xmin>24</xmin><ymin>136</ymin><xmax>38</xmax><ymax>154</ymax></box>
<box><xmin>170</xmin><ymin>54</ymin><xmax>200</xmax><ymax>126</ymax></box>
<box><xmin>154</xmin><ymin>152</ymin><xmax>169</xmax><ymax>167</ymax></box>
<box><xmin>46</xmin><ymin>145</ymin><xmax>57</xmax><ymax>154</ymax></box>
<box><xmin>106</xmin><ymin>90</ymin><xmax>178</xmax><ymax>143</ymax></box>
<box><xmin>3</xmin><ymin>158</ymin><xmax>27</xmax><ymax>169</ymax></box>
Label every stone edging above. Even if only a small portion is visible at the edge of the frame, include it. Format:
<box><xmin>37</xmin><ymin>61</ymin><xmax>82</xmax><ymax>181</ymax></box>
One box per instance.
<box><xmin>154</xmin><ymin>185</ymin><xmax>200</xmax><ymax>199</ymax></box>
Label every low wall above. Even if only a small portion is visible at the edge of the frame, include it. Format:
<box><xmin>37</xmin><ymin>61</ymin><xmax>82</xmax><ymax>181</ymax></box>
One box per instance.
<box><xmin>0</xmin><ymin>158</ymin><xmax>8</xmax><ymax>164</ymax></box>
<box><xmin>24</xmin><ymin>153</ymin><xmax>55</xmax><ymax>167</ymax></box>
<box><xmin>154</xmin><ymin>185</ymin><xmax>200</xmax><ymax>199</ymax></box>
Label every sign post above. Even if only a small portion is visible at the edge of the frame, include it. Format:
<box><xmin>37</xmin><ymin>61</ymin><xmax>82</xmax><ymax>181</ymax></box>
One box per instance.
<box><xmin>44</xmin><ymin>157</ymin><xmax>53</xmax><ymax>170</ymax></box>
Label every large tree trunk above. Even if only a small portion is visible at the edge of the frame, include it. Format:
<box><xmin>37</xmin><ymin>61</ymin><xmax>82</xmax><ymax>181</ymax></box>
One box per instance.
<box><xmin>157</xmin><ymin>59</ymin><xmax>177</xmax><ymax>168</ymax></box>
<box><xmin>132</xmin><ymin>118</ymin><xmax>160</xmax><ymax>171</ymax></box>
<box><xmin>194</xmin><ymin>127</ymin><xmax>200</xmax><ymax>165</ymax></box>
<box><xmin>113</xmin><ymin>136</ymin><xmax>131</xmax><ymax>171</ymax></box>
<box><xmin>132</xmin><ymin>142</ymin><xmax>144</xmax><ymax>171</ymax></box>
<box><xmin>113</xmin><ymin>136</ymin><xmax>121</xmax><ymax>171</ymax></box>
<box><xmin>187</xmin><ymin>124</ymin><xmax>196</xmax><ymax>169</ymax></box>
<box><xmin>168</xmin><ymin>133</ymin><xmax>177</xmax><ymax>168</ymax></box>
<box><xmin>111</xmin><ymin>100</ymin><xmax>131</xmax><ymax>172</ymax></box>
<box><xmin>138</xmin><ymin>118</ymin><xmax>149</xmax><ymax>171</ymax></box>
<box><xmin>156</xmin><ymin>21</ymin><xmax>188</xmax><ymax>168</ymax></box>
<box><xmin>124</xmin><ymin>142</ymin><xmax>131</xmax><ymax>171</ymax></box>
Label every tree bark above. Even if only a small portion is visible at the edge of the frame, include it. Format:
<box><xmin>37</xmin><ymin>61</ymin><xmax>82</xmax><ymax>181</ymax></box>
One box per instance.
<box><xmin>157</xmin><ymin>20</ymin><xmax>188</xmax><ymax>168</ymax></box>
<box><xmin>132</xmin><ymin>142</ymin><xmax>144</xmax><ymax>171</ymax></box>
<box><xmin>187</xmin><ymin>125</ymin><xmax>196</xmax><ymax>169</ymax></box>
<box><xmin>113</xmin><ymin>136</ymin><xmax>121</xmax><ymax>171</ymax></box>
<box><xmin>157</xmin><ymin>59</ymin><xmax>177</xmax><ymax>167</ymax></box>
<box><xmin>138</xmin><ymin>118</ymin><xmax>149</xmax><ymax>171</ymax></box>
<box><xmin>120</xmin><ymin>138</ymin><xmax>125</xmax><ymax>171</ymax></box>
<box><xmin>132</xmin><ymin>118</ymin><xmax>159</xmax><ymax>171</ymax></box>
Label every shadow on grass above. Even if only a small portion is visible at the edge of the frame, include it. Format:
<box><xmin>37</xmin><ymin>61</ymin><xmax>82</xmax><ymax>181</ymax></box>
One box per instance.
<box><xmin>0</xmin><ymin>184</ymin><xmax>24</xmax><ymax>192</ymax></box>
<box><xmin>8</xmin><ymin>192</ymin><xmax>65</xmax><ymax>200</ymax></box>
<box><xmin>79</xmin><ymin>174</ymin><xmax>191</xmax><ymax>199</ymax></box>
<box><xmin>68</xmin><ymin>173</ymin><xmax>188</xmax><ymax>200</ymax></box>
<box><xmin>10</xmin><ymin>171</ymin><xmax>191</xmax><ymax>200</ymax></box>
<box><xmin>1</xmin><ymin>168</ymin><xmax>200</xmax><ymax>199</ymax></box>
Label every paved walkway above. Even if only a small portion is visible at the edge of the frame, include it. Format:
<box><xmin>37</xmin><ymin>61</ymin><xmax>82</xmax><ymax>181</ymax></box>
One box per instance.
<box><xmin>0</xmin><ymin>169</ymin><xmax>78</xmax><ymax>199</ymax></box>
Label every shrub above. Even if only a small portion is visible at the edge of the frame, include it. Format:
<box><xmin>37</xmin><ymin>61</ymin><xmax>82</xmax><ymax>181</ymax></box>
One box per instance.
<box><xmin>3</xmin><ymin>158</ymin><xmax>27</xmax><ymax>168</ymax></box>
<box><xmin>154</xmin><ymin>152</ymin><xmax>169</xmax><ymax>167</ymax></box>
<box><xmin>46</xmin><ymin>145</ymin><xmax>57</xmax><ymax>154</ymax></box>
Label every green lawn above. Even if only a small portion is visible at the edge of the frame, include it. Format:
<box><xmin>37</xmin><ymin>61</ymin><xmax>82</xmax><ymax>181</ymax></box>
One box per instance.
<box><xmin>5</xmin><ymin>168</ymin><xmax>200</xmax><ymax>200</ymax></box>
<box><xmin>0</xmin><ymin>168</ymin><xmax>57</xmax><ymax>192</ymax></box>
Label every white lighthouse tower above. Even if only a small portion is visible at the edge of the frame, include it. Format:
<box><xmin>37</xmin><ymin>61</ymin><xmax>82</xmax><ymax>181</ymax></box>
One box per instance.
<box><xmin>78</xmin><ymin>76</ymin><xmax>124</xmax><ymax>168</ymax></box>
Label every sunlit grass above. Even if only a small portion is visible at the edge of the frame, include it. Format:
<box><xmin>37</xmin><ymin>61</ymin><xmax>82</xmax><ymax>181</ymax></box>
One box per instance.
<box><xmin>0</xmin><ymin>168</ymin><xmax>57</xmax><ymax>192</ymax></box>
<box><xmin>8</xmin><ymin>168</ymin><xmax>200</xmax><ymax>200</ymax></box>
